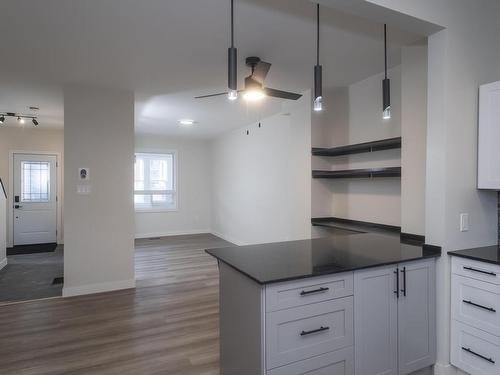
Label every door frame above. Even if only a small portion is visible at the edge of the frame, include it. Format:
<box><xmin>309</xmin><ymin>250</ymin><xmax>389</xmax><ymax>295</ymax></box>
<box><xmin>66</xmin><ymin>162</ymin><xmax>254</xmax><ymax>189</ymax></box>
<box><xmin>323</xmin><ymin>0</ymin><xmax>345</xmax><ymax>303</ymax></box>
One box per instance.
<box><xmin>8</xmin><ymin>151</ymin><xmax>62</xmax><ymax>248</ymax></box>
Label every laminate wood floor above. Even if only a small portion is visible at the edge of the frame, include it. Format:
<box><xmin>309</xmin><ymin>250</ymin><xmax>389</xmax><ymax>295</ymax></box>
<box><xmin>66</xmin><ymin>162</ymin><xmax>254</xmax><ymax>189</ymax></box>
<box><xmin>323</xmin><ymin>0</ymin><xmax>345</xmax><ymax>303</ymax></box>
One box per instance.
<box><xmin>0</xmin><ymin>233</ymin><xmax>233</xmax><ymax>375</ymax></box>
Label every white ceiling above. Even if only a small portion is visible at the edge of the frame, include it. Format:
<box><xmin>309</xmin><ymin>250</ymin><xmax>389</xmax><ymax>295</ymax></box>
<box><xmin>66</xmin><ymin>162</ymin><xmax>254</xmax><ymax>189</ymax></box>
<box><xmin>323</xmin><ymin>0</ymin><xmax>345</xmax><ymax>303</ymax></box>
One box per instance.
<box><xmin>0</xmin><ymin>0</ymin><xmax>422</xmax><ymax>138</ymax></box>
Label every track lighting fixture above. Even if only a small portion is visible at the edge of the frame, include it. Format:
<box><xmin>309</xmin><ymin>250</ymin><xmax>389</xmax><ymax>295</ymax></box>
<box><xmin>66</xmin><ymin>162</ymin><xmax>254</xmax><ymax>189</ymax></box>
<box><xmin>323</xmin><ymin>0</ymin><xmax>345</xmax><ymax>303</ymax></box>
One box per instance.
<box><xmin>382</xmin><ymin>24</ymin><xmax>391</xmax><ymax>120</ymax></box>
<box><xmin>0</xmin><ymin>112</ymin><xmax>39</xmax><ymax>126</ymax></box>
<box><xmin>313</xmin><ymin>3</ymin><xmax>323</xmax><ymax>112</ymax></box>
<box><xmin>227</xmin><ymin>0</ymin><xmax>238</xmax><ymax>101</ymax></box>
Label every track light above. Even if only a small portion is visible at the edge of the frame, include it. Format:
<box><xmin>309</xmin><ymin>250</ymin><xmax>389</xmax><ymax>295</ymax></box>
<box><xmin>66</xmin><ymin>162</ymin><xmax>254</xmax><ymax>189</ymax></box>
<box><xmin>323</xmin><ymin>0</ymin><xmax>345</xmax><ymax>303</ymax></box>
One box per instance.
<box><xmin>32</xmin><ymin>118</ymin><xmax>39</xmax><ymax>126</ymax></box>
<box><xmin>17</xmin><ymin>116</ymin><xmax>25</xmax><ymax>124</ymax></box>
<box><xmin>382</xmin><ymin>24</ymin><xmax>391</xmax><ymax>120</ymax></box>
<box><xmin>313</xmin><ymin>4</ymin><xmax>323</xmax><ymax>112</ymax></box>
<box><xmin>0</xmin><ymin>116</ymin><xmax>4</xmax><ymax>124</ymax></box>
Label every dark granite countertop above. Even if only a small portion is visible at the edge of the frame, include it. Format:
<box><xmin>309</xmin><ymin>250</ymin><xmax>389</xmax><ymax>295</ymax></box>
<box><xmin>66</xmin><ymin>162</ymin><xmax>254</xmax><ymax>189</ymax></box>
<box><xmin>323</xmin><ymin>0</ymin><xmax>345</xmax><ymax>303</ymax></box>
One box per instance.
<box><xmin>206</xmin><ymin>233</ymin><xmax>441</xmax><ymax>284</ymax></box>
<box><xmin>448</xmin><ymin>245</ymin><xmax>500</xmax><ymax>265</ymax></box>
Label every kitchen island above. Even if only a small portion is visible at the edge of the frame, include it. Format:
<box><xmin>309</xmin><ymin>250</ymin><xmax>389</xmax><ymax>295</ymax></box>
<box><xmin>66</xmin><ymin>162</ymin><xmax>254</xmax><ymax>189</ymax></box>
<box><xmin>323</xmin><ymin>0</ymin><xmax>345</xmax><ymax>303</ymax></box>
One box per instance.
<box><xmin>207</xmin><ymin>233</ymin><xmax>441</xmax><ymax>375</ymax></box>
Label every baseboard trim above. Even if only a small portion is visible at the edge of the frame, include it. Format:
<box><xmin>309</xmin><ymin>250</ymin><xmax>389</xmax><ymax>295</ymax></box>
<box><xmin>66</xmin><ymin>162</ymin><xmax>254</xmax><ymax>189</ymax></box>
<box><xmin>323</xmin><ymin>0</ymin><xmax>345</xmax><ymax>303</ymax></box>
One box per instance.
<box><xmin>62</xmin><ymin>278</ymin><xmax>136</xmax><ymax>297</ymax></box>
<box><xmin>434</xmin><ymin>362</ymin><xmax>459</xmax><ymax>375</ymax></box>
<box><xmin>0</xmin><ymin>257</ymin><xmax>7</xmax><ymax>271</ymax></box>
<box><xmin>210</xmin><ymin>231</ymin><xmax>247</xmax><ymax>246</ymax></box>
<box><xmin>135</xmin><ymin>229</ymin><xmax>211</xmax><ymax>239</ymax></box>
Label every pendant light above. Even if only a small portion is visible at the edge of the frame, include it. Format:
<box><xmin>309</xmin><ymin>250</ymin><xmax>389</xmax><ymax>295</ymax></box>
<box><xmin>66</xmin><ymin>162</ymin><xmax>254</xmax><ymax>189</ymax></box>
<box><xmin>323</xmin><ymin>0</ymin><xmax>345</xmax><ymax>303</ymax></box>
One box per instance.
<box><xmin>227</xmin><ymin>0</ymin><xmax>238</xmax><ymax>101</ymax></box>
<box><xmin>382</xmin><ymin>24</ymin><xmax>391</xmax><ymax>119</ymax></box>
<box><xmin>313</xmin><ymin>3</ymin><xmax>323</xmax><ymax>112</ymax></box>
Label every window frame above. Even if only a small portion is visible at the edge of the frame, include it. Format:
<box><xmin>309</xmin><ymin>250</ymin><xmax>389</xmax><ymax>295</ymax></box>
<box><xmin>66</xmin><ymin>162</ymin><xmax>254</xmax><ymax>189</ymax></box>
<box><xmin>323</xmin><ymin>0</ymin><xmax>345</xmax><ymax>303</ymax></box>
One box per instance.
<box><xmin>134</xmin><ymin>151</ymin><xmax>178</xmax><ymax>213</ymax></box>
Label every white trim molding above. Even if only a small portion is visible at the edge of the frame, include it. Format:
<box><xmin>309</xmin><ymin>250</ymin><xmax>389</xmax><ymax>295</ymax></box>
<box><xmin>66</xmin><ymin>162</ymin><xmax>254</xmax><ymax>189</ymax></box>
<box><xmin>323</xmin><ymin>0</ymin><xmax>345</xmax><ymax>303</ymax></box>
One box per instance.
<box><xmin>62</xmin><ymin>278</ymin><xmax>136</xmax><ymax>298</ymax></box>
<box><xmin>135</xmin><ymin>229</ymin><xmax>211</xmax><ymax>239</ymax></box>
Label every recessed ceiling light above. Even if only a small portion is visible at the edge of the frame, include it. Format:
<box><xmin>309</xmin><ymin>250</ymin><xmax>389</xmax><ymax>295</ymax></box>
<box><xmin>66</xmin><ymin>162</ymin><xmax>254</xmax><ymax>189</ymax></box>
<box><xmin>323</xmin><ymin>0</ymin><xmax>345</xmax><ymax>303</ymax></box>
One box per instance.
<box><xmin>179</xmin><ymin>119</ymin><xmax>195</xmax><ymax>126</ymax></box>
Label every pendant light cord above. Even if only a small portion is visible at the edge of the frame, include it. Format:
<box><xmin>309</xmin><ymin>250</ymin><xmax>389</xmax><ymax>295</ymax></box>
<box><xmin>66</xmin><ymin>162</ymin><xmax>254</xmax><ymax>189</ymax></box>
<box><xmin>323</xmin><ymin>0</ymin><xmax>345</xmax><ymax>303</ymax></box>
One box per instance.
<box><xmin>316</xmin><ymin>3</ymin><xmax>320</xmax><ymax>66</ymax></box>
<box><xmin>384</xmin><ymin>23</ymin><xmax>387</xmax><ymax>79</ymax></box>
<box><xmin>231</xmin><ymin>0</ymin><xmax>234</xmax><ymax>47</ymax></box>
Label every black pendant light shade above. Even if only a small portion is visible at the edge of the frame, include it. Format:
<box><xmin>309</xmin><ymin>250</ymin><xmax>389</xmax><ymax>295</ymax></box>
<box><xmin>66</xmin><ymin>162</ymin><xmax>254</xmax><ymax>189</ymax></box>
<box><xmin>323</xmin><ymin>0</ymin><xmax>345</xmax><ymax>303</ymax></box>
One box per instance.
<box><xmin>227</xmin><ymin>0</ymin><xmax>238</xmax><ymax>101</ymax></box>
<box><xmin>382</xmin><ymin>23</ymin><xmax>391</xmax><ymax>119</ymax></box>
<box><xmin>313</xmin><ymin>3</ymin><xmax>323</xmax><ymax>112</ymax></box>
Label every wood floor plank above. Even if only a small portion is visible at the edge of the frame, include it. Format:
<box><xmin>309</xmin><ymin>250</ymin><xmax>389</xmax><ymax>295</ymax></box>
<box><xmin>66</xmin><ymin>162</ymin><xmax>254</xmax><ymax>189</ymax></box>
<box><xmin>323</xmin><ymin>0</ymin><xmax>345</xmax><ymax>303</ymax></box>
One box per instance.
<box><xmin>0</xmin><ymin>233</ymin><xmax>232</xmax><ymax>375</ymax></box>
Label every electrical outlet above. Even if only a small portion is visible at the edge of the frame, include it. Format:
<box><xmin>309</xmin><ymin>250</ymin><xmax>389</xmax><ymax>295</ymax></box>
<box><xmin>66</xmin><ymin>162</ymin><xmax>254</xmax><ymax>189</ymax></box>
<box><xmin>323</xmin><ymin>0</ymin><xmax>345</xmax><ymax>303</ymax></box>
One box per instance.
<box><xmin>460</xmin><ymin>213</ymin><xmax>469</xmax><ymax>232</ymax></box>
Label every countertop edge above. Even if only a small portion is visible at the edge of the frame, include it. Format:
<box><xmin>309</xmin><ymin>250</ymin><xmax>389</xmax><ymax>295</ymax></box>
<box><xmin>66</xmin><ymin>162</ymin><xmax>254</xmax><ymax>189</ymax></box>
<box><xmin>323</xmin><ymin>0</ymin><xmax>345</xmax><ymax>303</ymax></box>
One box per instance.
<box><xmin>206</xmin><ymin>247</ymin><xmax>441</xmax><ymax>285</ymax></box>
<box><xmin>447</xmin><ymin>250</ymin><xmax>500</xmax><ymax>266</ymax></box>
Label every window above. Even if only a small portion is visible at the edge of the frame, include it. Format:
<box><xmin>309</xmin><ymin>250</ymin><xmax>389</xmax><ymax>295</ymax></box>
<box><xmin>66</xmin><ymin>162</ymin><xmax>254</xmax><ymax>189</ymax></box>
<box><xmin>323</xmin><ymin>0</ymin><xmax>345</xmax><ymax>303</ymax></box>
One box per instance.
<box><xmin>134</xmin><ymin>152</ymin><xmax>176</xmax><ymax>210</ymax></box>
<box><xmin>21</xmin><ymin>161</ymin><xmax>50</xmax><ymax>202</ymax></box>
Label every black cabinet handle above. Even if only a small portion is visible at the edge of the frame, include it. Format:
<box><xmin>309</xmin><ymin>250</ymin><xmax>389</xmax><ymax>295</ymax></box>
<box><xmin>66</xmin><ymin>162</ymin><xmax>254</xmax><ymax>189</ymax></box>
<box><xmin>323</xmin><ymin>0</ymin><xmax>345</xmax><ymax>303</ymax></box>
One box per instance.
<box><xmin>463</xmin><ymin>266</ymin><xmax>497</xmax><ymax>276</ymax></box>
<box><xmin>300</xmin><ymin>326</ymin><xmax>330</xmax><ymax>336</ymax></box>
<box><xmin>463</xmin><ymin>300</ymin><xmax>496</xmax><ymax>313</ymax></box>
<box><xmin>394</xmin><ymin>268</ymin><xmax>399</xmax><ymax>298</ymax></box>
<box><xmin>461</xmin><ymin>347</ymin><xmax>495</xmax><ymax>364</ymax></box>
<box><xmin>401</xmin><ymin>267</ymin><xmax>407</xmax><ymax>297</ymax></box>
<box><xmin>300</xmin><ymin>287</ymin><xmax>329</xmax><ymax>296</ymax></box>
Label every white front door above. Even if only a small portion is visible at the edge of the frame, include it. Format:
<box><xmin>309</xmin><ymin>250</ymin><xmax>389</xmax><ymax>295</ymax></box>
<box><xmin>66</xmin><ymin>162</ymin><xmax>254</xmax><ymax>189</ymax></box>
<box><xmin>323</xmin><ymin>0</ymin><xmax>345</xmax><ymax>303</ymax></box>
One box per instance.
<box><xmin>13</xmin><ymin>154</ymin><xmax>57</xmax><ymax>245</ymax></box>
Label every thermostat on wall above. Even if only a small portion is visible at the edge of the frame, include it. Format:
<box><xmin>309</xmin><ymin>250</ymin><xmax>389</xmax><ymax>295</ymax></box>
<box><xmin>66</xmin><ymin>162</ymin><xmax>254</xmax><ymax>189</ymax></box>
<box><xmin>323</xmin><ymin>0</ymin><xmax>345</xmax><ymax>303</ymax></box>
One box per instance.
<box><xmin>79</xmin><ymin>168</ymin><xmax>90</xmax><ymax>180</ymax></box>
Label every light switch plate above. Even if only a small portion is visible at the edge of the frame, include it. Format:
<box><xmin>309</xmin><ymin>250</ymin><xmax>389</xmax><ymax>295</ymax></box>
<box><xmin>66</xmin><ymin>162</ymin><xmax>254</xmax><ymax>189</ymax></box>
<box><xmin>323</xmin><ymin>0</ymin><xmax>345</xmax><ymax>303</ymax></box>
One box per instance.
<box><xmin>460</xmin><ymin>213</ymin><xmax>469</xmax><ymax>232</ymax></box>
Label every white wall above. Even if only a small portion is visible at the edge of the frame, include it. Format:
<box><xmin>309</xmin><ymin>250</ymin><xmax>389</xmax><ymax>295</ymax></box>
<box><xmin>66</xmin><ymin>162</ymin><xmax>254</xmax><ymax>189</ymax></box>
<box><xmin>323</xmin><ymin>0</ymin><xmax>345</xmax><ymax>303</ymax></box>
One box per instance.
<box><xmin>63</xmin><ymin>85</ymin><xmax>135</xmax><ymax>297</ymax></box>
<box><xmin>211</xmin><ymin>93</ymin><xmax>311</xmax><ymax>245</ymax></box>
<box><xmin>311</xmin><ymin>67</ymin><xmax>402</xmax><ymax>226</ymax></box>
<box><xmin>401</xmin><ymin>43</ymin><xmax>428</xmax><ymax>236</ymax></box>
<box><xmin>134</xmin><ymin>135</ymin><xmax>211</xmax><ymax>238</ymax></box>
<box><xmin>0</xmin><ymin>187</ymin><xmax>6</xmax><ymax>270</ymax></box>
<box><xmin>0</xmin><ymin>127</ymin><xmax>64</xmax><ymax>247</ymax></box>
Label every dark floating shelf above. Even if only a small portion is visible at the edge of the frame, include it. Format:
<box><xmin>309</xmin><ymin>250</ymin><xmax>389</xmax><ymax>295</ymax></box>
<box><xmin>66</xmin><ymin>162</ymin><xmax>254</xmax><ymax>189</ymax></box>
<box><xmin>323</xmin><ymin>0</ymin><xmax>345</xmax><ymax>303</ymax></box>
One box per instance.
<box><xmin>312</xmin><ymin>137</ymin><xmax>402</xmax><ymax>157</ymax></box>
<box><xmin>312</xmin><ymin>167</ymin><xmax>401</xmax><ymax>179</ymax></box>
<box><xmin>311</xmin><ymin>217</ymin><xmax>401</xmax><ymax>234</ymax></box>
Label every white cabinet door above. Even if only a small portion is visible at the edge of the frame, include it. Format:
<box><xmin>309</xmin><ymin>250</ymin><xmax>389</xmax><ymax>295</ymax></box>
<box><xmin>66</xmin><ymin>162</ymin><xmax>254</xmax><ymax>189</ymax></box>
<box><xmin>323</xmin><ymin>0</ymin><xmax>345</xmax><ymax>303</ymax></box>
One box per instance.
<box><xmin>478</xmin><ymin>81</ymin><xmax>500</xmax><ymax>189</ymax></box>
<box><xmin>398</xmin><ymin>259</ymin><xmax>436</xmax><ymax>374</ymax></box>
<box><xmin>354</xmin><ymin>265</ymin><xmax>398</xmax><ymax>375</ymax></box>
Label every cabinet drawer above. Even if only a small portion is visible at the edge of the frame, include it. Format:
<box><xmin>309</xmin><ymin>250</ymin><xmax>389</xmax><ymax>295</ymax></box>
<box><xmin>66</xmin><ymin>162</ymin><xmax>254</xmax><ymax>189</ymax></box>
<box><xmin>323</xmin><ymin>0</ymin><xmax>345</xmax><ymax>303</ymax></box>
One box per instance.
<box><xmin>452</xmin><ymin>274</ymin><xmax>500</xmax><ymax>336</ymax></box>
<box><xmin>266</xmin><ymin>346</ymin><xmax>354</xmax><ymax>375</ymax></box>
<box><xmin>265</xmin><ymin>272</ymin><xmax>353</xmax><ymax>312</ymax></box>
<box><xmin>266</xmin><ymin>297</ymin><xmax>353</xmax><ymax>369</ymax></box>
<box><xmin>451</xmin><ymin>320</ymin><xmax>500</xmax><ymax>375</ymax></box>
<box><xmin>452</xmin><ymin>257</ymin><xmax>500</xmax><ymax>285</ymax></box>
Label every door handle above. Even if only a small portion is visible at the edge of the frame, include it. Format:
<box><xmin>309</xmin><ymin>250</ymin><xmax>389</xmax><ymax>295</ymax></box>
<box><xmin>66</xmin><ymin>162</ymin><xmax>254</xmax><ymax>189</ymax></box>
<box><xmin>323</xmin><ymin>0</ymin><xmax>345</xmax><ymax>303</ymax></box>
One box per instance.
<box><xmin>14</xmin><ymin>205</ymin><xmax>22</xmax><ymax>209</ymax></box>
<box><xmin>394</xmin><ymin>268</ymin><xmax>399</xmax><ymax>298</ymax></box>
<box><xmin>401</xmin><ymin>267</ymin><xmax>407</xmax><ymax>296</ymax></box>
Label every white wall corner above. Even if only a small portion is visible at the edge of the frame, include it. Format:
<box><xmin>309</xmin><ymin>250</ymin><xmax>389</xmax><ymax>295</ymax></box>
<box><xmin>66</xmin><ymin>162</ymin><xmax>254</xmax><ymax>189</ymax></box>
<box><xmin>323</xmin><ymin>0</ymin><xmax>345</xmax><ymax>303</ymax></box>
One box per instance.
<box><xmin>0</xmin><ymin>257</ymin><xmax>7</xmax><ymax>271</ymax></box>
<box><xmin>62</xmin><ymin>278</ymin><xmax>136</xmax><ymax>298</ymax></box>
<box><xmin>210</xmin><ymin>231</ymin><xmax>247</xmax><ymax>247</ymax></box>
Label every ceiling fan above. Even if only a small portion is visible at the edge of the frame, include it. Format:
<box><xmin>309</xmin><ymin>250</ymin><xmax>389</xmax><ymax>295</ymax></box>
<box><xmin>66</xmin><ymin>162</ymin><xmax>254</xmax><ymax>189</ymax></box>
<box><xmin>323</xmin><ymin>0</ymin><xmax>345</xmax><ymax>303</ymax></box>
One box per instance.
<box><xmin>194</xmin><ymin>56</ymin><xmax>302</xmax><ymax>101</ymax></box>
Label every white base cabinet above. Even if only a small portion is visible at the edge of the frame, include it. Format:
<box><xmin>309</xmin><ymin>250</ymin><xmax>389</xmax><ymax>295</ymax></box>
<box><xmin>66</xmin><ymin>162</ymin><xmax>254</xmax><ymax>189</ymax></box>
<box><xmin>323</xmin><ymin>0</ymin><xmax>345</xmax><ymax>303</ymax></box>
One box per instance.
<box><xmin>451</xmin><ymin>257</ymin><xmax>500</xmax><ymax>375</ymax></box>
<box><xmin>354</xmin><ymin>259</ymin><xmax>436</xmax><ymax>375</ymax></box>
<box><xmin>218</xmin><ymin>258</ymin><xmax>437</xmax><ymax>375</ymax></box>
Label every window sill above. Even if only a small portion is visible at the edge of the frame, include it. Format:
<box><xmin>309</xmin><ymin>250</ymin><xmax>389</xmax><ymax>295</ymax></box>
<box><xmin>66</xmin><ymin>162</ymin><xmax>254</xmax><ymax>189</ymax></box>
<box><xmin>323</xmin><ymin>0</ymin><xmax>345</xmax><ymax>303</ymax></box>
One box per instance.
<box><xmin>135</xmin><ymin>208</ymin><xmax>179</xmax><ymax>213</ymax></box>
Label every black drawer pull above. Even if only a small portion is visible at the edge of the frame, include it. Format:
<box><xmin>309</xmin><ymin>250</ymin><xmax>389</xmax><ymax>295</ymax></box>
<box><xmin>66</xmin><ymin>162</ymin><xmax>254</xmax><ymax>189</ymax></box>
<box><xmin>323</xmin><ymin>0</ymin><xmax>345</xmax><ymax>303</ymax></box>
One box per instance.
<box><xmin>461</xmin><ymin>347</ymin><xmax>495</xmax><ymax>364</ymax></box>
<box><xmin>463</xmin><ymin>266</ymin><xmax>497</xmax><ymax>276</ymax></box>
<box><xmin>300</xmin><ymin>287</ymin><xmax>329</xmax><ymax>296</ymax></box>
<box><xmin>463</xmin><ymin>300</ymin><xmax>496</xmax><ymax>312</ymax></box>
<box><xmin>394</xmin><ymin>268</ymin><xmax>399</xmax><ymax>298</ymax></box>
<box><xmin>300</xmin><ymin>326</ymin><xmax>330</xmax><ymax>336</ymax></box>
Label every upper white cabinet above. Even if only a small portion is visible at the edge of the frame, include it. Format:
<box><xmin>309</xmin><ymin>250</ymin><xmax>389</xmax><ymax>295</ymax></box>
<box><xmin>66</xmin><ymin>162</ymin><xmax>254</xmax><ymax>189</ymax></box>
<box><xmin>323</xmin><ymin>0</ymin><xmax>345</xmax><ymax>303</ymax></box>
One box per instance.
<box><xmin>478</xmin><ymin>81</ymin><xmax>500</xmax><ymax>189</ymax></box>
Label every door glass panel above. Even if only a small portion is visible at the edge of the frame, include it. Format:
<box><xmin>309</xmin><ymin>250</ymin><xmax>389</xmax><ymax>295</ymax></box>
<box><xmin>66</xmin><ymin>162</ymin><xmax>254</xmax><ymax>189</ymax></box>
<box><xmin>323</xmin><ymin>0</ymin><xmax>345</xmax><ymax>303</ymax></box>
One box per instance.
<box><xmin>21</xmin><ymin>161</ymin><xmax>50</xmax><ymax>202</ymax></box>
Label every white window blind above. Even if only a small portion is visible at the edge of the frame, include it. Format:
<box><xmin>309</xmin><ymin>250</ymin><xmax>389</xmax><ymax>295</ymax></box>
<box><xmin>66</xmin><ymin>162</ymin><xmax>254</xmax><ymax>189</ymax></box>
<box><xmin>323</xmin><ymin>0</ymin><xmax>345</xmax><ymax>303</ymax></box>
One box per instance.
<box><xmin>134</xmin><ymin>152</ymin><xmax>177</xmax><ymax>210</ymax></box>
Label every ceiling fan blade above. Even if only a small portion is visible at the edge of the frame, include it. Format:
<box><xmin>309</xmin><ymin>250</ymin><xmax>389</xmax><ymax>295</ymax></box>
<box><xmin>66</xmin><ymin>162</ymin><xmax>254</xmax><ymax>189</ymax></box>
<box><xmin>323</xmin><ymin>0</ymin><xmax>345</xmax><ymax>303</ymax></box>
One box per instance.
<box><xmin>194</xmin><ymin>92</ymin><xmax>228</xmax><ymax>99</ymax></box>
<box><xmin>252</xmin><ymin>61</ymin><xmax>272</xmax><ymax>84</ymax></box>
<box><xmin>264</xmin><ymin>87</ymin><xmax>302</xmax><ymax>100</ymax></box>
